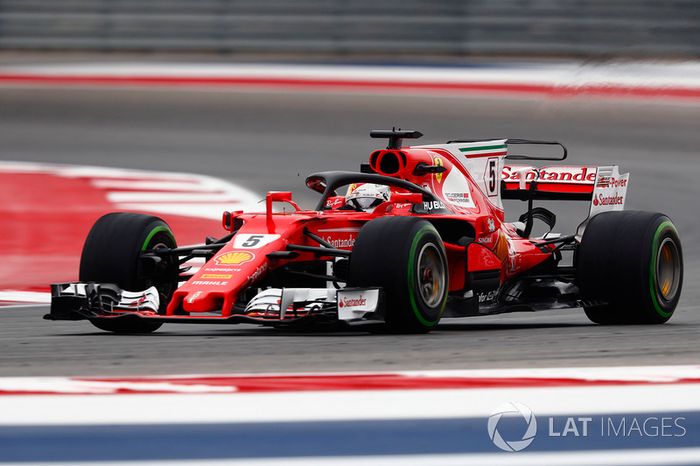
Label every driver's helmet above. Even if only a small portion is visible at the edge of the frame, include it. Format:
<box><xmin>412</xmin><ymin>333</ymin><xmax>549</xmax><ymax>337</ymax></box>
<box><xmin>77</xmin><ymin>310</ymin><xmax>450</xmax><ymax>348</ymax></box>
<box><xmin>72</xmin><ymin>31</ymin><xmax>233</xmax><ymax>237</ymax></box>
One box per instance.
<box><xmin>345</xmin><ymin>183</ymin><xmax>391</xmax><ymax>211</ymax></box>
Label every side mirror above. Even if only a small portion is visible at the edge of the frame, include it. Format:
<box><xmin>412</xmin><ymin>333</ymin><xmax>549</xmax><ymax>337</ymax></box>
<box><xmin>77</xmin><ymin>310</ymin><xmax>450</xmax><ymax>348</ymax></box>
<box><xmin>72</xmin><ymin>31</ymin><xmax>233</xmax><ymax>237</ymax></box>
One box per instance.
<box><xmin>390</xmin><ymin>192</ymin><xmax>423</xmax><ymax>204</ymax></box>
<box><xmin>265</xmin><ymin>191</ymin><xmax>300</xmax><ymax>214</ymax></box>
<box><xmin>267</xmin><ymin>191</ymin><xmax>293</xmax><ymax>203</ymax></box>
<box><xmin>265</xmin><ymin>192</ymin><xmax>301</xmax><ymax>233</ymax></box>
<box><xmin>222</xmin><ymin>210</ymin><xmax>242</xmax><ymax>232</ymax></box>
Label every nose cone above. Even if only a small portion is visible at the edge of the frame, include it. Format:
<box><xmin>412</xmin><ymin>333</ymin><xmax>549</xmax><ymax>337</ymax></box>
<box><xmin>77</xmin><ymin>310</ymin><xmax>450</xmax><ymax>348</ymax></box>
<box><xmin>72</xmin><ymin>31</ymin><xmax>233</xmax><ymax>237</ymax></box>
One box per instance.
<box><xmin>182</xmin><ymin>291</ymin><xmax>223</xmax><ymax>313</ymax></box>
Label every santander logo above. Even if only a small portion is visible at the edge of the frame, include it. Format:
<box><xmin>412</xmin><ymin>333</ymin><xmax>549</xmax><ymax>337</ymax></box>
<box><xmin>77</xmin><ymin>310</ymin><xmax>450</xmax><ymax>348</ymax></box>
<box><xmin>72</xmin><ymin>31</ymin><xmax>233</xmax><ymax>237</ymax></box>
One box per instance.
<box><xmin>593</xmin><ymin>193</ymin><xmax>625</xmax><ymax>206</ymax></box>
<box><xmin>339</xmin><ymin>295</ymin><xmax>367</xmax><ymax>308</ymax></box>
<box><xmin>502</xmin><ymin>166</ymin><xmax>597</xmax><ymax>184</ymax></box>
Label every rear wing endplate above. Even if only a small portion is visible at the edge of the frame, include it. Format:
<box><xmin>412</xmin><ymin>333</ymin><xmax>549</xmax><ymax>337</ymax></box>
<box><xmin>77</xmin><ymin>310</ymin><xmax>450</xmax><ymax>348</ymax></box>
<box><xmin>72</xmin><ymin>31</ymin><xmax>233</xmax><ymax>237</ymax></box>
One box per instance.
<box><xmin>501</xmin><ymin>165</ymin><xmax>629</xmax><ymax>208</ymax></box>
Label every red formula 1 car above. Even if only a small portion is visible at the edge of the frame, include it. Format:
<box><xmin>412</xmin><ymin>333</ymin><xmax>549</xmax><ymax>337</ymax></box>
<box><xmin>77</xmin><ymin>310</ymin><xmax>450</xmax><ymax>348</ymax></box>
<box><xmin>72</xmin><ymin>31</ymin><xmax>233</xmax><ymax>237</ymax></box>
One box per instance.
<box><xmin>47</xmin><ymin>129</ymin><xmax>683</xmax><ymax>333</ymax></box>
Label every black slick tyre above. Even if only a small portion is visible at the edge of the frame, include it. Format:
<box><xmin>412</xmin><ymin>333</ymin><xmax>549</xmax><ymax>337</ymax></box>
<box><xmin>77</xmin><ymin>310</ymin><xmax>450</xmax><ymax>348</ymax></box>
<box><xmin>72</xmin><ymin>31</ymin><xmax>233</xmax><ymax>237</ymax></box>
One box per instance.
<box><xmin>79</xmin><ymin>212</ymin><xmax>178</xmax><ymax>334</ymax></box>
<box><xmin>348</xmin><ymin>217</ymin><xmax>448</xmax><ymax>333</ymax></box>
<box><xmin>577</xmin><ymin>211</ymin><xmax>682</xmax><ymax>325</ymax></box>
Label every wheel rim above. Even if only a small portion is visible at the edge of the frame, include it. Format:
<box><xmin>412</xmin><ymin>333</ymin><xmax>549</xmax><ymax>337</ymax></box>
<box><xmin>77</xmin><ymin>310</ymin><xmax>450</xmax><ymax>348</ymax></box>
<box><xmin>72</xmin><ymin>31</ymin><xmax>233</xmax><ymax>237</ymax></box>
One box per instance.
<box><xmin>416</xmin><ymin>243</ymin><xmax>446</xmax><ymax>308</ymax></box>
<box><xmin>656</xmin><ymin>237</ymin><xmax>681</xmax><ymax>302</ymax></box>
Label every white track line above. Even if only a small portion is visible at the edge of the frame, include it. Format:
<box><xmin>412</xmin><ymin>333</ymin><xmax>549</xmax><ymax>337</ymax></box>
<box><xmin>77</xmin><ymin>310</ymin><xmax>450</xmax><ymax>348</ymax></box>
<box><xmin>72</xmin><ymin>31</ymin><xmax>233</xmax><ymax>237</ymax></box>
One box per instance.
<box><xmin>0</xmin><ymin>160</ymin><xmax>261</xmax><ymax>218</ymax></box>
<box><xmin>6</xmin><ymin>449</ymin><xmax>697</xmax><ymax>466</ymax></box>
<box><xmin>0</xmin><ymin>291</ymin><xmax>51</xmax><ymax>304</ymax></box>
<box><xmin>400</xmin><ymin>365</ymin><xmax>700</xmax><ymax>382</ymax></box>
<box><xmin>0</xmin><ymin>303</ymin><xmax>47</xmax><ymax>309</ymax></box>
<box><xmin>4</xmin><ymin>62</ymin><xmax>700</xmax><ymax>88</ymax></box>
<box><xmin>0</xmin><ymin>383</ymin><xmax>699</xmax><ymax>425</ymax></box>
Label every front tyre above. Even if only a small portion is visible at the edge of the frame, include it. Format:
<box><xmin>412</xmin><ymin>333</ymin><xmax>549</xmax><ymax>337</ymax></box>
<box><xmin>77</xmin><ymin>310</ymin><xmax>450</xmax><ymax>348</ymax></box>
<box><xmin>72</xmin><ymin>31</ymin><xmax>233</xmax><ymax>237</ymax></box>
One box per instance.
<box><xmin>80</xmin><ymin>212</ymin><xmax>178</xmax><ymax>334</ymax></box>
<box><xmin>348</xmin><ymin>217</ymin><xmax>448</xmax><ymax>333</ymax></box>
<box><xmin>577</xmin><ymin>211</ymin><xmax>683</xmax><ymax>324</ymax></box>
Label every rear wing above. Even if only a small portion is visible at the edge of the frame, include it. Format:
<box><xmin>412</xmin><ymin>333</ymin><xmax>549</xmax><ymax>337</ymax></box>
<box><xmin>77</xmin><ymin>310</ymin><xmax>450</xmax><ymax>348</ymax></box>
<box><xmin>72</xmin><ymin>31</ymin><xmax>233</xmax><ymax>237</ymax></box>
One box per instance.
<box><xmin>502</xmin><ymin>165</ymin><xmax>597</xmax><ymax>201</ymax></box>
<box><xmin>407</xmin><ymin>134</ymin><xmax>628</xmax><ymax>214</ymax></box>
<box><xmin>503</xmin><ymin>164</ymin><xmax>630</xmax><ymax>239</ymax></box>
<box><xmin>503</xmin><ymin>165</ymin><xmax>630</xmax><ymax>216</ymax></box>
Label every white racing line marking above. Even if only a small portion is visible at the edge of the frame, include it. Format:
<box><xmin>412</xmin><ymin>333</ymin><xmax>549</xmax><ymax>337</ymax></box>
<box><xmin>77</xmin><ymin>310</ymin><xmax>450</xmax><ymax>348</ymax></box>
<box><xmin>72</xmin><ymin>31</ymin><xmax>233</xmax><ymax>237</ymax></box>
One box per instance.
<box><xmin>2</xmin><ymin>364</ymin><xmax>699</xmax><ymax>393</ymax></box>
<box><xmin>0</xmin><ymin>291</ymin><xmax>51</xmax><ymax>304</ymax></box>
<box><xmin>0</xmin><ymin>383</ymin><xmax>698</xmax><ymax>425</ymax></box>
<box><xmin>0</xmin><ymin>160</ymin><xmax>261</xmax><ymax>220</ymax></box>
<box><xmin>0</xmin><ymin>366</ymin><xmax>700</xmax><ymax>466</ymax></box>
<box><xmin>3</xmin><ymin>62</ymin><xmax>700</xmax><ymax>89</ymax></box>
<box><xmin>0</xmin><ymin>366</ymin><xmax>699</xmax><ymax>425</ymax></box>
<box><xmin>400</xmin><ymin>364</ymin><xmax>700</xmax><ymax>383</ymax></box>
<box><xmin>0</xmin><ymin>304</ymin><xmax>46</xmax><ymax>309</ymax></box>
<box><xmin>2</xmin><ymin>449</ymin><xmax>698</xmax><ymax>466</ymax></box>
<box><xmin>0</xmin><ymin>384</ymin><xmax>696</xmax><ymax>425</ymax></box>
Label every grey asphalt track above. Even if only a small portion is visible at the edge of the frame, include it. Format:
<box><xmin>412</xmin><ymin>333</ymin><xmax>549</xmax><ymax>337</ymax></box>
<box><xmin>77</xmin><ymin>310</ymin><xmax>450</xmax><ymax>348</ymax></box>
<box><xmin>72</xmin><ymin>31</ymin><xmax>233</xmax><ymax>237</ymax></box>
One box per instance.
<box><xmin>0</xmin><ymin>86</ymin><xmax>698</xmax><ymax>376</ymax></box>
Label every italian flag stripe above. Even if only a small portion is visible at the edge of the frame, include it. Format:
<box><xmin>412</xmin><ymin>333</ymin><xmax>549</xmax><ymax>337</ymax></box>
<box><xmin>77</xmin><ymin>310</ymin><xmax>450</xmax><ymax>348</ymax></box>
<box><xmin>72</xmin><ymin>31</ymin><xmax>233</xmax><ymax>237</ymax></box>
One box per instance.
<box><xmin>459</xmin><ymin>144</ymin><xmax>507</xmax><ymax>152</ymax></box>
<box><xmin>465</xmin><ymin>151</ymin><xmax>508</xmax><ymax>157</ymax></box>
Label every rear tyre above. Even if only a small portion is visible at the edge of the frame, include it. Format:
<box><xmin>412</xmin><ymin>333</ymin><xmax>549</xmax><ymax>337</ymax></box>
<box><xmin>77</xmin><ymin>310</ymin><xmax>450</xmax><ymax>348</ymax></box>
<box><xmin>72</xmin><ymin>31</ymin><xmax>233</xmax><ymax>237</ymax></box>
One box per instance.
<box><xmin>348</xmin><ymin>217</ymin><xmax>448</xmax><ymax>333</ymax></box>
<box><xmin>80</xmin><ymin>212</ymin><xmax>178</xmax><ymax>334</ymax></box>
<box><xmin>577</xmin><ymin>211</ymin><xmax>683</xmax><ymax>325</ymax></box>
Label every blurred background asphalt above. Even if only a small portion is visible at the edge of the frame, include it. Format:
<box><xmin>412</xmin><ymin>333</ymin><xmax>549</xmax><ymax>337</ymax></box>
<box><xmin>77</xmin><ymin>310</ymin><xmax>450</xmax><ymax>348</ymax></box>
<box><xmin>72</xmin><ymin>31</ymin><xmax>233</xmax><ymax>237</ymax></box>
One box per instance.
<box><xmin>0</xmin><ymin>0</ymin><xmax>698</xmax><ymax>376</ymax></box>
<box><xmin>0</xmin><ymin>88</ymin><xmax>698</xmax><ymax>376</ymax></box>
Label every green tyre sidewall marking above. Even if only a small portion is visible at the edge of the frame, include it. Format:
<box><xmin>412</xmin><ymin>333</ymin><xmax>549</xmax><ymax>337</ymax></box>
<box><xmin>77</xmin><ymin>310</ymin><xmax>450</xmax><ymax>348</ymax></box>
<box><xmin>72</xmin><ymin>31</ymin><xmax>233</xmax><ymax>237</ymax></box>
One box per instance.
<box><xmin>407</xmin><ymin>225</ymin><xmax>447</xmax><ymax>328</ymax></box>
<box><xmin>141</xmin><ymin>225</ymin><xmax>175</xmax><ymax>251</ymax></box>
<box><xmin>649</xmin><ymin>220</ymin><xmax>676</xmax><ymax>318</ymax></box>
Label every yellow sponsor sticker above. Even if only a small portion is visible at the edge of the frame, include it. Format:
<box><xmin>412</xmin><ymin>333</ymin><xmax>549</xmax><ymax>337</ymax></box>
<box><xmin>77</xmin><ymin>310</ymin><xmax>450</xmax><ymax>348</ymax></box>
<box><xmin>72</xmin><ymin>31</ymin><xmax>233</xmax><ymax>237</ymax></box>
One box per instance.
<box><xmin>214</xmin><ymin>251</ymin><xmax>255</xmax><ymax>266</ymax></box>
<box><xmin>201</xmin><ymin>273</ymin><xmax>233</xmax><ymax>279</ymax></box>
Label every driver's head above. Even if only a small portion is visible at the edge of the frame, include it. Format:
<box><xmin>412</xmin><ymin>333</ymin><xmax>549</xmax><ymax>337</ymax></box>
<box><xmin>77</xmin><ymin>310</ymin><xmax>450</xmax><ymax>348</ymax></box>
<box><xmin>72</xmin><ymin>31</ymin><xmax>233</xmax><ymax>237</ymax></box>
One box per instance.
<box><xmin>345</xmin><ymin>183</ymin><xmax>390</xmax><ymax>211</ymax></box>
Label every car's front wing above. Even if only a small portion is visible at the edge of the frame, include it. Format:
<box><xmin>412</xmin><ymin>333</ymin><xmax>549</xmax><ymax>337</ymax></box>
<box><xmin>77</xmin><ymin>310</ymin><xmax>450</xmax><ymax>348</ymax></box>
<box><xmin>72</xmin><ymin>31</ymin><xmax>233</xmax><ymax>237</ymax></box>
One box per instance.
<box><xmin>45</xmin><ymin>282</ymin><xmax>386</xmax><ymax>327</ymax></box>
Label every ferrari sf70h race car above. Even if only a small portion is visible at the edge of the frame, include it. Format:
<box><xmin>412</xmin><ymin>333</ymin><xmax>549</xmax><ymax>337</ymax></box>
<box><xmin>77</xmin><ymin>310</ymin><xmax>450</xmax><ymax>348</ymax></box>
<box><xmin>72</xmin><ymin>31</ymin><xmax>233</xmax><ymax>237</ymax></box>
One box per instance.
<box><xmin>47</xmin><ymin>129</ymin><xmax>683</xmax><ymax>333</ymax></box>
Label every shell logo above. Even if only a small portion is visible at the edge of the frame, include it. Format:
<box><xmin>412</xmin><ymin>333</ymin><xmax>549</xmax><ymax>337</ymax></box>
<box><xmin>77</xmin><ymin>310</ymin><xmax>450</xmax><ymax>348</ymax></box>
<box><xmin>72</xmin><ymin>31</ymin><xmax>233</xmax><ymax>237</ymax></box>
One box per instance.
<box><xmin>214</xmin><ymin>251</ymin><xmax>255</xmax><ymax>265</ymax></box>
